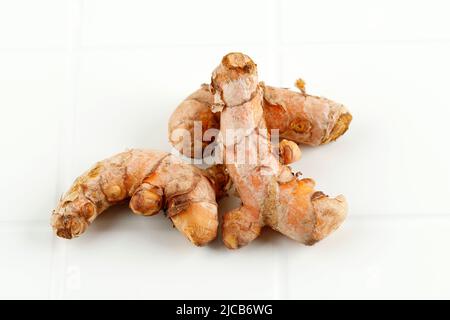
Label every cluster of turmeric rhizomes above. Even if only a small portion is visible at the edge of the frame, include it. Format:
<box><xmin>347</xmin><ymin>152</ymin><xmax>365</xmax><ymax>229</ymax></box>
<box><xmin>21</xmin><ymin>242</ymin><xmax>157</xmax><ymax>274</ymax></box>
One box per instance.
<box><xmin>52</xmin><ymin>52</ymin><xmax>351</xmax><ymax>249</ymax></box>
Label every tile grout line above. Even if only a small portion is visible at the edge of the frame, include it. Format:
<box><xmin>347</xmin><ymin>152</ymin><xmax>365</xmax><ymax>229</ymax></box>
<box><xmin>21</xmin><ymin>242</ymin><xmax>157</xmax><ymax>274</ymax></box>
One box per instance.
<box><xmin>265</xmin><ymin>0</ymin><xmax>289</xmax><ymax>300</ymax></box>
<box><xmin>2</xmin><ymin>38</ymin><xmax>441</xmax><ymax>52</ymax></box>
<box><xmin>279</xmin><ymin>38</ymin><xmax>450</xmax><ymax>46</ymax></box>
<box><xmin>1</xmin><ymin>39</ymin><xmax>448</xmax><ymax>54</ymax></box>
<box><xmin>276</xmin><ymin>2</ymin><xmax>291</xmax><ymax>301</ymax></box>
<box><xmin>49</xmin><ymin>0</ymin><xmax>83</xmax><ymax>300</ymax></box>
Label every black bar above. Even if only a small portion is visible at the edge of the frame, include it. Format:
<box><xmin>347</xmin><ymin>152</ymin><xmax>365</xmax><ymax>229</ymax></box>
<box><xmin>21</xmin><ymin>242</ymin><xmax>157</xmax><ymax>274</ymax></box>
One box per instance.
<box><xmin>0</xmin><ymin>300</ymin><xmax>448</xmax><ymax>318</ymax></box>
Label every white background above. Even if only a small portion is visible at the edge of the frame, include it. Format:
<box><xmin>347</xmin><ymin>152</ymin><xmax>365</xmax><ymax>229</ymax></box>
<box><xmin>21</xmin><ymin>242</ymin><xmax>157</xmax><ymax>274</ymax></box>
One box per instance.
<box><xmin>1</xmin><ymin>0</ymin><xmax>450</xmax><ymax>299</ymax></box>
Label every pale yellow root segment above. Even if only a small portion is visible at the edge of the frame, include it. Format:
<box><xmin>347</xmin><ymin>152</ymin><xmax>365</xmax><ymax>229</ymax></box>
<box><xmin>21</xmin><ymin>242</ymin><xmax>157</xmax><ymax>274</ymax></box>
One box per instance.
<box><xmin>210</xmin><ymin>53</ymin><xmax>348</xmax><ymax>249</ymax></box>
<box><xmin>169</xmin><ymin>82</ymin><xmax>351</xmax><ymax>159</ymax></box>
<box><xmin>51</xmin><ymin>149</ymin><xmax>228</xmax><ymax>246</ymax></box>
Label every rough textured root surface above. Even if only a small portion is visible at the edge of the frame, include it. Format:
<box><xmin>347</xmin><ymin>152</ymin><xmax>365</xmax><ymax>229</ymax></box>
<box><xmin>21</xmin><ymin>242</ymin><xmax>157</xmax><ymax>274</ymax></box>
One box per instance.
<box><xmin>262</xmin><ymin>84</ymin><xmax>352</xmax><ymax>146</ymax></box>
<box><xmin>211</xmin><ymin>52</ymin><xmax>348</xmax><ymax>249</ymax></box>
<box><xmin>168</xmin><ymin>82</ymin><xmax>352</xmax><ymax>159</ymax></box>
<box><xmin>168</xmin><ymin>84</ymin><xmax>220</xmax><ymax>158</ymax></box>
<box><xmin>279</xmin><ymin>139</ymin><xmax>301</xmax><ymax>165</ymax></box>
<box><xmin>51</xmin><ymin>149</ymin><xmax>221</xmax><ymax>246</ymax></box>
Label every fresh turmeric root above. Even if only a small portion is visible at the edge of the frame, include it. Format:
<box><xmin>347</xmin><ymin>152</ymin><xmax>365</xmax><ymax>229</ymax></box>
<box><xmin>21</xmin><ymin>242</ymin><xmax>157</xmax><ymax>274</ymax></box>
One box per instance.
<box><xmin>52</xmin><ymin>53</ymin><xmax>349</xmax><ymax>249</ymax></box>
<box><xmin>210</xmin><ymin>53</ymin><xmax>347</xmax><ymax>248</ymax></box>
<box><xmin>51</xmin><ymin>149</ymin><xmax>229</xmax><ymax>246</ymax></box>
<box><xmin>169</xmin><ymin>81</ymin><xmax>351</xmax><ymax>159</ymax></box>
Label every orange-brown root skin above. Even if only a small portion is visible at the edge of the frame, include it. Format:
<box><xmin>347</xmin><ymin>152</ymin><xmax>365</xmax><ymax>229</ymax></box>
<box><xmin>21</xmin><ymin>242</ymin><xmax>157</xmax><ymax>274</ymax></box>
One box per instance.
<box><xmin>279</xmin><ymin>139</ymin><xmax>302</xmax><ymax>165</ymax></box>
<box><xmin>51</xmin><ymin>149</ymin><xmax>219</xmax><ymax>246</ymax></box>
<box><xmin>129</xmin><ymin>185</ymin><xmax>163</xmax><ymax>216</ymax></box>
<box><xmin>168</xmin><ymin>83</ymin><xmax>352</xmax><ymax>159</ymax></box>
<box><xmin>211</xmin><ymin>52</ymin><xmax>348</xmax><ymax>249</ymax></box>
<box><xmin>171</xmin><ymin>203</ymin><xmax>218</xmax><ymax>246</ymax></box>
<box><xmin>222</xmin><ymin>206</ymin><xmax>262</xmax><ymax>249</ymax></box>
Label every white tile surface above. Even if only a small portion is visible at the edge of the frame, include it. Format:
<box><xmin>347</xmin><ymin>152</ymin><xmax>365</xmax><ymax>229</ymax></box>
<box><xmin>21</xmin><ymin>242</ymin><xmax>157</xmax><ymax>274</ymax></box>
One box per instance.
<box><xmin>70</xmin><ymin>47</ymin><xmax>273</xmax><ymax>178</ymax></box>
<box><xmin>0</xmin><ymin>0</ymin><xmax>68</xmax><ymax>49</ymax></box>
<box><xmin>55</xmin><ymin>208</ymin><xmax>280</xmax><ymax>299</ymax></box>
<box><xmin>282</xmin><ymin>44</ymin><xmax>450</xmax><ymax>216</ymax></box>
<box><xmin>0</xmin><ymin>222</ymin><xmax>53</xmax><ymax>299</ymax></box>
<box><xmin>1</xmin><ymin>0</ymin><xmax>450</xmax><ymax>300</ymax></box>
<box><xmin>0</xmin><ymin>52</ymin><xmax>66</xmax><ymax>221</ymax></box>
<box><xmin>283</xmin><ymin>216</ymin><xmax>450</xmax><ymax>299</ymax></box>
<box><xmin>281</xmin><ymin>0</ymin><xmax>450</xmax><ymax>43</ymax></box>
<box><xmin>81</xmin><ymin>0</ymin><xmax>270</xmax><ymax>47</ymax></box>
